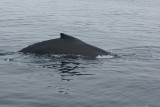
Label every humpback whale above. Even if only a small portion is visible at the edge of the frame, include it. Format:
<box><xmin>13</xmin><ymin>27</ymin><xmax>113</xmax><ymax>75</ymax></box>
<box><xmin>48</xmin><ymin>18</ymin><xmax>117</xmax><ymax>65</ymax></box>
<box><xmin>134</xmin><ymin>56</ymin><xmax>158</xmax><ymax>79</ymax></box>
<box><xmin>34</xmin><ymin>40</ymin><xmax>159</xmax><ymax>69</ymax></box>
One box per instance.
<box><xmin>19</xmin><ymin>33</ymin><xmax>112</xmax><ymax>58</ymax></box>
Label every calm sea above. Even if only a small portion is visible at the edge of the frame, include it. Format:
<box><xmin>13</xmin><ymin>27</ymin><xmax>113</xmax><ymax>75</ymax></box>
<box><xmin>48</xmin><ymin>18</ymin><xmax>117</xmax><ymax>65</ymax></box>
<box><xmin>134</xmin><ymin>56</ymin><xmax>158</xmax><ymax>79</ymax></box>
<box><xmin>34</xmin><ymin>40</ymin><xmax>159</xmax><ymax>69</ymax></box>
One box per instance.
<box><xmin>0</xmin><ymin>0</ymin><xmax>160</xmax><ymax>107</ymax></box>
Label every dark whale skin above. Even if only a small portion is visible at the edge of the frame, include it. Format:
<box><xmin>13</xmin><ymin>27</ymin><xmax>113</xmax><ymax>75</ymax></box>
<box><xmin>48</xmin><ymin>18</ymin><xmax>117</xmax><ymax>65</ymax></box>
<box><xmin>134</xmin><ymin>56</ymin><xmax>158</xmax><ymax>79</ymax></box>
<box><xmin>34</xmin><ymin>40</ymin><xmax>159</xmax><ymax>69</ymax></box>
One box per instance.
<box><xmin>19</xmin><ymin>33</ymin><xmax>111</xmax><ymax>58</ymax></box>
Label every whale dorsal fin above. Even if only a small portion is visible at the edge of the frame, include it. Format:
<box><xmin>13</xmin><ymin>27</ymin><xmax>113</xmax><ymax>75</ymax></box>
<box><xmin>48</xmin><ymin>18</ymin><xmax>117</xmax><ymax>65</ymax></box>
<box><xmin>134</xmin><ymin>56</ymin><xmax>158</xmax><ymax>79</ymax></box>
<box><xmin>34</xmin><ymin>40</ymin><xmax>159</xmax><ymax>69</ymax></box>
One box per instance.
<box><xmin>60</xmin><ymin>33</ymin><xmax>76</xmax><ymax>40</ymax></box>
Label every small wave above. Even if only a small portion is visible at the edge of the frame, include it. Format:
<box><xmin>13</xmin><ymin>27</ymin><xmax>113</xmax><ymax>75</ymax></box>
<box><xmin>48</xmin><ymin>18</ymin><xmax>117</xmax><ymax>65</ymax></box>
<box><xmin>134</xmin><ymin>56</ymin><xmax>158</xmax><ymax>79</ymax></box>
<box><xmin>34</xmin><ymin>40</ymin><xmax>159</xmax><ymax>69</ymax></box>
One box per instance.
<box><xmin>112</xmin><ymin>46</ymin><xmax>160</xmax><ymax>61</ymax></box>
<box><xmin>0</xmin><ymin>51</ymin><xmax>20</xmax><ymax>62</ymax></box>
<box><xmin>4</xmin><ymin>58</ymin><xmax>14</xmax><ymax>62</ymax></box>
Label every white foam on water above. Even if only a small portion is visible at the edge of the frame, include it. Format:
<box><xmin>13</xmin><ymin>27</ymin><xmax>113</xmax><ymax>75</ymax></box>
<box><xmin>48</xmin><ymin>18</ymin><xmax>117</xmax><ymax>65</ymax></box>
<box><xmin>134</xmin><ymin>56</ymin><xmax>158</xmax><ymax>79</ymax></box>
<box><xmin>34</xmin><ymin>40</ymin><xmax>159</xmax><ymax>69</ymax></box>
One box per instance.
<box><xmin>96</xmin><ymin>55</ymin><xmax>115</xmax><ymax>59</ymax></box>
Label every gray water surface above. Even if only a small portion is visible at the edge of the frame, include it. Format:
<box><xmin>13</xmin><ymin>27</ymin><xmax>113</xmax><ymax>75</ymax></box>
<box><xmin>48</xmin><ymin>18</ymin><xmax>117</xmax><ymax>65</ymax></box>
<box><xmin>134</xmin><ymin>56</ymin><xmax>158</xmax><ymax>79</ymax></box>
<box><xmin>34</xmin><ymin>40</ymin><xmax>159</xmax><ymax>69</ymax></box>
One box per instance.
<box><xmin>0</xmin><ymin>0</ymin><xmax>160</xmax><ymax>107</ymax></box>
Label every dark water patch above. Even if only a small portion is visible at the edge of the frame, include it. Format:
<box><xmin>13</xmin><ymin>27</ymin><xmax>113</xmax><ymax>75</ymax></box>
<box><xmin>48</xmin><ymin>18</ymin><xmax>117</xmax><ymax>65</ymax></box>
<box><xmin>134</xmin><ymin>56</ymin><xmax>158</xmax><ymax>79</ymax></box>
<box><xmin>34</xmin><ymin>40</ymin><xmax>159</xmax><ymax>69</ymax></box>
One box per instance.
<box><xmin>0</xmin><ymin>50</ymin><xmax>15</xmax><ymax>56</ymax></box>
<box><xmin>0</xmin><ymin>52</ymin><xmax>6</xmax><ymax>56</ymax></box>
<box><xmin>40</xmin><ymin>58</ymin><xmax>95</xmax><ymax>78</ymax></box>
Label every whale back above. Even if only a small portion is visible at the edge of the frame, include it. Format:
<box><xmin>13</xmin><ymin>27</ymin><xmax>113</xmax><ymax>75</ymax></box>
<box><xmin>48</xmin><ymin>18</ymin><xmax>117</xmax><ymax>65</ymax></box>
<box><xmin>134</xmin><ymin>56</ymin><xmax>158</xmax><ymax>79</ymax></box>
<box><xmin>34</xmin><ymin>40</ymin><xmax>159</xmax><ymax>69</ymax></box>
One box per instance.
<box><xmin>19</xmin><ymin>33</ymin><xmax>110</xmax><ymax>58</ymax></box>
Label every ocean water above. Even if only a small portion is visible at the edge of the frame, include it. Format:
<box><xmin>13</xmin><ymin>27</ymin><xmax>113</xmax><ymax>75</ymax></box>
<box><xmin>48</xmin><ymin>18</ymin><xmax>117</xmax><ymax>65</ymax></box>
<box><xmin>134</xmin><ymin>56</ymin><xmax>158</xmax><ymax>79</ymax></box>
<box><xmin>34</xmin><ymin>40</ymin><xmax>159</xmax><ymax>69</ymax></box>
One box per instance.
<box><xmin>0</xmin><ymin>0</ymin><xmax>160</xmax><ymax>107</ymax></box>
